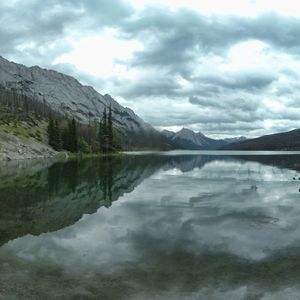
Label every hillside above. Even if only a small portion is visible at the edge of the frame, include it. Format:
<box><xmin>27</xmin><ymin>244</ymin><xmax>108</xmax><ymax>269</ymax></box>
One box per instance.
<box><xmin>0</xmin><ymin>56</ymin><xmax>166</xmax><ymax>150</ymax></box>
<box><xmin>0</xmin><ymin>95</ymin><xmax>57</xmax><ymax>160</ymax></box>
<box><xmin>222</xmin><ymin>129</ymin><xmax>300</xmax><ymax>150</ymax></box>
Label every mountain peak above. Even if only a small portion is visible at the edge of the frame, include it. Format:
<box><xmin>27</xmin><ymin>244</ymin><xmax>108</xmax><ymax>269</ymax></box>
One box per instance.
<box><xmin>179</xmin><ymin>127</ymin><xmax>193</xmax><ymax>133</ymax></box>
<box><xmin>161</xmin><ymin>129</ymin><xmax>176</xmax><ymax>139</ymax></box>
<box><xmin>163</xmin><ymin>127</ymin><xmax>248</xmax><ymax>150</ymax></box>
<box><xmin>0</xmin><ymin>56</ymin><xmax>162</xmax><ymax>147</ymax></box>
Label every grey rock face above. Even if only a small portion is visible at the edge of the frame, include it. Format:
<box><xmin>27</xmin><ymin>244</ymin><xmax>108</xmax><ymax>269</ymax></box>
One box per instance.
<box><xmin>162</xmin><ymin>128</ymin><xmax>247</xmax><ymax>150</ymax></box>
<box><xmin>0</xmin><ymin>56</ymin><xmax>155</xmax><ymax>136</ymax></box>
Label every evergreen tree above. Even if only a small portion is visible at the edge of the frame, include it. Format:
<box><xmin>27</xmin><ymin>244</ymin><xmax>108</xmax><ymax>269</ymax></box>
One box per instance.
<box><xmin>47</xmin><ymin>116</ymin><xmax>62</xmax><ymax>151</ymax></box>
<box><xmin>69</xmin><ymin>118</ymin><xmax>78</xmax><ymax>152</ymax></box>
<box><xmin>112</xmin><ymin>129</ymin><xmax>122</xmax><ymax>151</ymax></box>
<box><xmin>99</xmin><ymin>108</ymin><xmax>108</xmax><ymax>152</ymax></box>
<box><xmin>98</xmin><ymin>120</ymin><xmax>104</xmax><ymax>152</ymax></box>
<box><xmin>47</xmin><ymin>114</ymin><xmax>55</xmax><ymax>148</ymax></box>
<box><xmin>102</xmin><ymin>108</ymin><xmax>107</xmax><ymax>136</ymax></box>
<box><xmin>53</xmin><ymin>119</ymin><xmax>62</xmax><ymax>150</ymax></box>
<box><xmin>107</xmin><ymin>106</ymin><xmax>113</xmax><ymax>152</ymax></box>
<box><xmin>78</xmin><ymin>137</ymin><xmax>90</xmax><ymax>153</ymax></box>
<box><xmin>62</xmin><ymin>127</ymin><xmax>70</xmax><ymax>151</ymax></box>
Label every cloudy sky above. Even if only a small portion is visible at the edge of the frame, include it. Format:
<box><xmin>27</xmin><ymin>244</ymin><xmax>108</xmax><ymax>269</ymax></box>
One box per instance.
<box><xmin>1</xmin><ymin>0</ymin><xmax>300</xmax><ymax>138</ymax></box>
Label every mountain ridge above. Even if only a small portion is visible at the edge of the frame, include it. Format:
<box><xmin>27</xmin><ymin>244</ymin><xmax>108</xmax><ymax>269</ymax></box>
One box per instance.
<box><xmin>221</xmin><ymin>128</ymin><xmax>300</xmax><ymax>150</ymax></box>
<box><xmin>162</xmin><ymin>127</ymin><xmax>246</xmax><ymax>150</ymax></box>
<box><xmin>0</xmin><ymin>56</ymin><xmax>166</xmax><ymax>149</ymax></box>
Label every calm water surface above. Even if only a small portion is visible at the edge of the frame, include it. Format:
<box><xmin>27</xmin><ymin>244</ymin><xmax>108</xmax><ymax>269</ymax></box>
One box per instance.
<box><xmin>1</xmin><ymin>152</ymin><xmax>300</xmax><ymax>299</ymax></box>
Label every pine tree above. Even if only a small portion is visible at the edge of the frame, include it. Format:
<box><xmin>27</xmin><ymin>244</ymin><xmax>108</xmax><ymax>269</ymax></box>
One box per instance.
<box><xmin>98</xmin><ymin>120</ymin><xmax>104</xmax><ymax>152</ymax></box>
<box><xmin>62</xmin><ymin>127</ymin><xmax>70</xmax><ymax>151</ymax></box>
<box><xmin>102</xmin><ymin>108</ymin><xmax>107</xmax><ymax>136</ymax></box>
<box><xmin>47</xmin><ymin>116</ymin><xmax>62</xmax><ymax>151</ymax></box>
<box><xmin>78</xmin><ymin>137</ymin><xmax>90</xmax><ymax>153</ymax></box>
<box><xmin>47</xmin><ymin>114</ymin><xmax>55</xmax><ymax>148</ymax></box>
<box><xmin>112</xmin><ymin>129</ymin><xmax>122</xmax><ymax>151</ymax></box>
<box><xmin>53</xmin><ymin>119</ymin><xmax>62</xmax><ymax>150</ymax></box>
<box><xmin>108</xmin><ymin>106</ymin><xmax>113</xmax><ymax>152</ymax></box>
<box><xmin>100</xmin><ymin>108</ymin><xmax>108</xmax><ymax>152</ymax></box>
<box><xmin>69</xmin><ymin>118</ymin><xmax>78</xmax><ymax>152</ymax></box>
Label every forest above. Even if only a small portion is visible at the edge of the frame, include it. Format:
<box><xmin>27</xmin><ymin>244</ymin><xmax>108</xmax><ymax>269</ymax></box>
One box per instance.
<box><xmin>0</xmin><ymin>87</ymin><xmax>122</xmax><ymax>154</ymax></box>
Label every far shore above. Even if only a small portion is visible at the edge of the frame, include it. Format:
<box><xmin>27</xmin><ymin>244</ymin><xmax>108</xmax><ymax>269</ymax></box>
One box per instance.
<box><xmin>2</xmin><ymin>149</ymin><xmax>300</xmax><ymax>162</ymax></box>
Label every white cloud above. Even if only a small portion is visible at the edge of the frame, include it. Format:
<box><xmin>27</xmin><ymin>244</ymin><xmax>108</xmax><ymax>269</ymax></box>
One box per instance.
<box><xmin>54</xmin><ymin>29</ymin><xmax>143</xmax><ymax>78</ymax></box>
<box><xmin>127</xmin><ymin>0</ymin><xmax>300</xmax><ymax>16</ymax></box>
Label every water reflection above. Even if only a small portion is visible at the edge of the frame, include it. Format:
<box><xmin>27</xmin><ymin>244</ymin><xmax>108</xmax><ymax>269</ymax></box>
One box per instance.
<box><xmin>0</xmin><ymin>156</ymin><xmax>163</xmax><ymax>246</ymax></box>
<box><xmin>1</xmin><ymin>153</ymin><xmax>300</xmax><ymax>299</ymax></box>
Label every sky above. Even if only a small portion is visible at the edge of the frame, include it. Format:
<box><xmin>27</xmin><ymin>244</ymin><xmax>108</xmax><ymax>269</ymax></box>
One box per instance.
<box><xmin>1</xmin><ymin>0</ymin><xmax>300</xmax><ymax>138</ymax></box>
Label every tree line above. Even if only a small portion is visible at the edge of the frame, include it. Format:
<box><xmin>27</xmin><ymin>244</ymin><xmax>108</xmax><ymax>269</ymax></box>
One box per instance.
<box><xmin>0</xmin><ymin>86</ymin><xmax>61</xmax><ymax>124</ymax></box>
<box><xmin>48</xmin><ymin>106</ymin><xmax>122</xmax><ymax>154</ymax></box>
<box><xmin>0</xmin><ymin>86</ymin><xmax>122</xmax><ymax>153</ymax></box>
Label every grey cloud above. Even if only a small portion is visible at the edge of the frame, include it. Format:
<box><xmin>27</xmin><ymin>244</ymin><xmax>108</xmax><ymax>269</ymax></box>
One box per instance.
<box><xmin>0</xmin><ymin>2</ymin><xmax>79</xmax><ymax>61</ymax></box>
<box><xmin>189</xmin><ymin>96</ymin><xmax>258</xmax><ymax>113</ymax></box>
<box><xmin>0</xmin><ymin>0</ymin><xmax>132</xmax><ymax>60</ymax></box>
<box><xmin>280</xmin><ymin>68</ymin><xmax>300</xmax><ymax>79</ymax></box>
<box><xmin>201</xmin><ymin>122</ymin><xmax>262</xmax><ymax>134</ymax></box>
<box><xmin>78</xmin><ymin>0</ymin><xmax>132</xmax><ymax>25</ymax></box>
<box><xmin>121</xmin><ymin>11</ymin><xmax>300</xmax><ymax>76</ymax></box>
<box><xmin>146</xmin><ymin>105</ymin><xmax>263</xmax><ymax>128</ymax></box>
<box><xmin>121</xmin><ymin>68</ymin><xmax>276</xmax><ymax>101</ymax></box>
<box><xmin>121</xmin><ymin>73</ymin><xmax>181</xmax><ymax>98</ymax></box>
<box><xmin>196</xmin><ymin>71</ymin><xmax>277</xmax><ymax>91</ymax></box>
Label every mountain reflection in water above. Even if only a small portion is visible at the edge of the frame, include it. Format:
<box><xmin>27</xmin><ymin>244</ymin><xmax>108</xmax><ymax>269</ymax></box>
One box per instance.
<box><xmin>0</xmin><ymin>152</ymin><xmax>300</xmax><ymax>299</ymax></box>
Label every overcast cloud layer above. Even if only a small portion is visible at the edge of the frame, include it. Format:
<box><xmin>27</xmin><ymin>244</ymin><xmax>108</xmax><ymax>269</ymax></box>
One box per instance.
<box><xmin>1</xmin><ymin>0</ymin><xmax>300</xmax><ymax>138</ymax></box>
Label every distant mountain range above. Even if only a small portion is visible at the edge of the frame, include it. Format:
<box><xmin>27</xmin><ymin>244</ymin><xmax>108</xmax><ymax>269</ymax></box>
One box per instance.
<box><xmin>162</xmin><ymin>128</ymin><xmax>246</xmax><ymax>150</ymax></box>
<box><xmin>222</xmin><ymin>129</ymin><xmax>300</xmax><ymax>150</ymax></box>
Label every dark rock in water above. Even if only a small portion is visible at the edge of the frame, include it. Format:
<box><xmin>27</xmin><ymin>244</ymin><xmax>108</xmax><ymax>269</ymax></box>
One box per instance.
<box><xmin>293</xmin><ymin>177</ymin><xmax>296</xmax><ymax>180</ymax></box>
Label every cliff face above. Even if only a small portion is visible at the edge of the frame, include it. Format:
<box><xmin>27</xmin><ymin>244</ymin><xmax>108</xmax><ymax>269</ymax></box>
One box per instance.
<box><xmin>0</xmin><ymin>56</ymin><xmax>165</xmax><ymax>149</ymax></box>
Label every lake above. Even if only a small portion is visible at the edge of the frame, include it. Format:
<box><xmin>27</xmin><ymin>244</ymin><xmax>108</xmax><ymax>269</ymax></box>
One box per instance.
<box><xmin>1</xmin><ymin>151</ymin><xmax>300</xmax><ymax>299</ymax></box>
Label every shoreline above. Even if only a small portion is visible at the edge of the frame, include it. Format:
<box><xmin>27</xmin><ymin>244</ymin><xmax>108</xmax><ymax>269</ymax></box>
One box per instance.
<box><xmin>0</xmin><ymin>151</ymin><xmax>123</xmax><ymax>162</ymax></box>
<box><xmin>2</xmin><ymin>149</ymin><xmax>300</xmax><ymax>162</ymax></box>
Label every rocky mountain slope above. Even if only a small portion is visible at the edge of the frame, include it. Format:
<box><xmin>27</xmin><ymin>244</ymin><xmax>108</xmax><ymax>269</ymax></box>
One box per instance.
<box><xmin>222</xmin><ymin>128</ymin><xmax>300</xmax><ymax>150</ymax></box>
<box><xmin>162</xmin><ymin>128</ymin><xmax>246</xmax><ymax>150</ymax></box>
<box><xmin>0</xmin><ymin>56</ymin><xmax>165</xmax><ymax>149</ymax></box>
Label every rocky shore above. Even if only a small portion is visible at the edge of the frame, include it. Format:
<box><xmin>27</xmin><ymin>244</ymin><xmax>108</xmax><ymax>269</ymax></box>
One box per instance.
<box><xmin>0</xmin><ymin>131</ymin><xmax>56</xmax><ymax>161</ymax></box>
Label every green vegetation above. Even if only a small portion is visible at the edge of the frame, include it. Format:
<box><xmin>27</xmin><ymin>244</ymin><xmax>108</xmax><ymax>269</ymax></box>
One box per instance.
<box><xmin>47</xmin><ymin>106</ymin><xmax>122</xmax><ymax>154</ymax></box>
<box><xmin>47</xmin><ymin>115</ymin><xmax>62</xmax><ymax>151</ymax></box>
<box><xmin>0</xmin><ymin>89</ymin><xmax>57</xmax><ymax>148</ymax></box>
<box><xmin>0</xmin><ymin>87</ymin><xmax>122</xmax><ymax>156</ymax></box>
<box><xmin>0</xmin><ymin>104</ymin><xmax>48</xmax><ymax>143</ymax></box>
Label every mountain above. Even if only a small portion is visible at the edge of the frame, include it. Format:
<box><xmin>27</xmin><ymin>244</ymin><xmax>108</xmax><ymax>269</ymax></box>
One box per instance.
<box><xmin>222</xmin><ymin>129</ymin><xmax>300</xmax><ymax>150</ymax></box>
<box><xmin>0</xmin><ymin>56</ymin><xmax>165</xmax><ymax>149</ymax></box>
<box><xmin>161</xmin><ymin>129</ymin><xmax>176</xmax><ymax>139</ymax></box>
<box><xmin>162</xmin><ymin>128</ymin><xmax>246</xmax><ymax>150</ymax></box>
<box><xmin>223</xmin><ymin>136</ymin><xmax>247</xmax><ymax>144</ymax></box>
